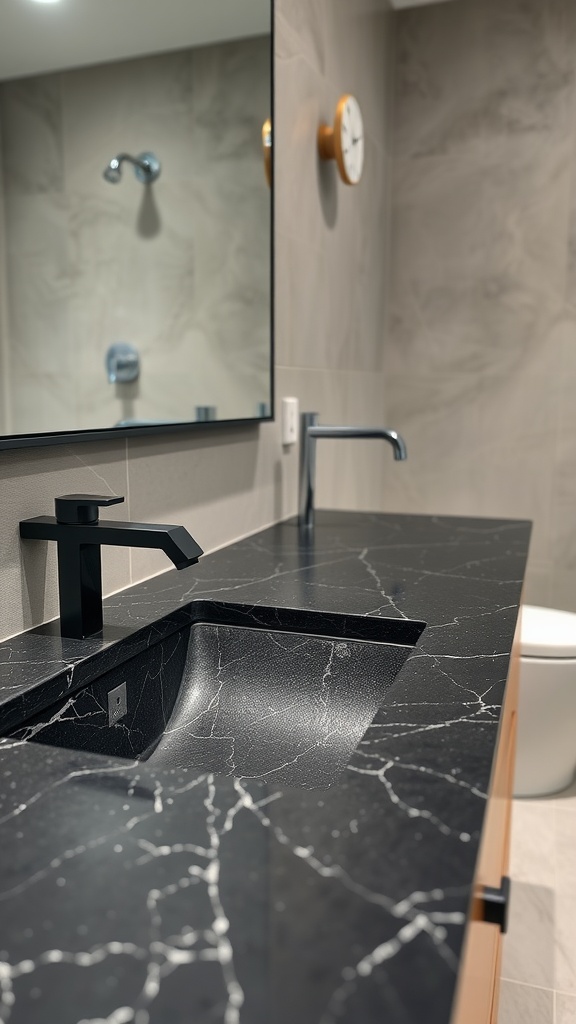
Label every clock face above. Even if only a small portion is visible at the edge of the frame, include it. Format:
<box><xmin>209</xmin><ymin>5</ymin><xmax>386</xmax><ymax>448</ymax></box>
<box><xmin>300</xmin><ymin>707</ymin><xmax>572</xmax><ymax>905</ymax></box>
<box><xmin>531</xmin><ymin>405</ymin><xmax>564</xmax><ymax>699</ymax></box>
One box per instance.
<box><xmin>338</xmin><ymin>95</ymin><xmax>364</xmax><ymax>186</ymax></box>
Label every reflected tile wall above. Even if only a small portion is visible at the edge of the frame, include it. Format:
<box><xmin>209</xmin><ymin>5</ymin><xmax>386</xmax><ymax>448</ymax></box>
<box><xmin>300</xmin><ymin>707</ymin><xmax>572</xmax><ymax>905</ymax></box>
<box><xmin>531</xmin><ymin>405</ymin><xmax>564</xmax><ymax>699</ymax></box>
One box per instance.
<box><xmin>0</xmin><ymin>37</ymin><xmax>271</xmax><ymax>432</ymax></box>
<box><xmin>0</xmin><ymin>0</ymin><xmax>396</xmax><ymax>640</ymax></box>
<box><xmin>385</xmin><ymin>0</ymin><xmax>576</xmax><ymax>611</ymax></box>
<box><xmin>0</xmin><ymin>75</ymin><xmax>64</xmax><ymax>195</ymax></box>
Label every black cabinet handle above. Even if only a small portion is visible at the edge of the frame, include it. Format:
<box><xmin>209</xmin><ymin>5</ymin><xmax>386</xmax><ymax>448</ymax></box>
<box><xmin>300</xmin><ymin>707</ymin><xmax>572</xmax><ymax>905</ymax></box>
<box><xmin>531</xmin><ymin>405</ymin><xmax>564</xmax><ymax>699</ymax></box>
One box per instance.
<box><xmin>483</xmin><ymin>876</ymin><xmax>511</xmax><ymax>933</ymax></box>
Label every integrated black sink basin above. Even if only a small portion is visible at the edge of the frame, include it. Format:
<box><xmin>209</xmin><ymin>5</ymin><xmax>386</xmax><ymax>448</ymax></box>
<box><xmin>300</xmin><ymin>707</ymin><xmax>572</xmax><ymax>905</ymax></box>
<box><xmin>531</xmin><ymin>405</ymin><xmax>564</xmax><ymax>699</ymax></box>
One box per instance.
<box><xmin>10</xmin><ymin>608</ymin><xmax>425</xmax><ymax>789</ymax></box>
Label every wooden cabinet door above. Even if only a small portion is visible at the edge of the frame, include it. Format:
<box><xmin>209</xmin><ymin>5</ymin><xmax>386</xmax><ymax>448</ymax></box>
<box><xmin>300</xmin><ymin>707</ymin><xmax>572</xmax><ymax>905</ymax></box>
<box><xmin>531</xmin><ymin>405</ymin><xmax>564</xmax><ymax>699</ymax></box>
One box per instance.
<box><xmin>451</xmin><ymin>614</ymin><xmax>520</xmax><ymax>1024</ymax></box>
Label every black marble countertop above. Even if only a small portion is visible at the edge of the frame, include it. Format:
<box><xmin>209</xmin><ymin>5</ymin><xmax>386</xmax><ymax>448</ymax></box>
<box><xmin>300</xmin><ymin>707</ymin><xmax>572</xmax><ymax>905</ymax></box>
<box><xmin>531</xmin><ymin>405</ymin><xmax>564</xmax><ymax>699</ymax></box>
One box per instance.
<box><xmin>0</xmin><ymin>511</ymin><xmax>531</xmax><ymax>1024</ymax></box>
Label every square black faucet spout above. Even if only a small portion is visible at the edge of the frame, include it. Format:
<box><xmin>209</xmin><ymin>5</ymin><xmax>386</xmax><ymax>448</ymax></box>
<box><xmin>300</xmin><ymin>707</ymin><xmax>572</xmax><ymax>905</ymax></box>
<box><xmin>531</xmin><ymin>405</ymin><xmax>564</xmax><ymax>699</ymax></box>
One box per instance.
<box><xmin>20</xmin><ymin>495</ymin><xmax>203</xmax><ymax>639</ymax></box>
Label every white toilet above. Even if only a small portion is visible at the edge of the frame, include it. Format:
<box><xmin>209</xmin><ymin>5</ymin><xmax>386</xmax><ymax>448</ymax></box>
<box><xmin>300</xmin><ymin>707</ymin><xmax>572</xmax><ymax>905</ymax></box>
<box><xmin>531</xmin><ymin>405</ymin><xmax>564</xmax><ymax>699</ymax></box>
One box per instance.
<box><xmin>515</xmin><ymin>605</ymin><xmax>576</xmax><ymax>797</ymax></box>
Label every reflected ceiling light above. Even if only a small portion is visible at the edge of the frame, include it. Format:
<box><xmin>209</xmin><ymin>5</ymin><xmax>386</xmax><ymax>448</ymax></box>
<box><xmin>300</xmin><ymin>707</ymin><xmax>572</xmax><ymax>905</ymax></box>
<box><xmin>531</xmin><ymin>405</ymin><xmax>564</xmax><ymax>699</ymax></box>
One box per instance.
<box><xmin>28</xmin><ymin>0</ymin><xmax>62</xmax><ymax>4</ymax></box>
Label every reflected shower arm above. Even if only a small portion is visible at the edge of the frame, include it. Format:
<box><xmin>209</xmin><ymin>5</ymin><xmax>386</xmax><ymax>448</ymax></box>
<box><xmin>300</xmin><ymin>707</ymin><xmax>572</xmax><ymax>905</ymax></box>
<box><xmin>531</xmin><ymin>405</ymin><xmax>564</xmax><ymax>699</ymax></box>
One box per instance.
<box><xmin>103</xmin><ymin>151</ymin><xmax>161</xmax><ymax>185</ymax></box>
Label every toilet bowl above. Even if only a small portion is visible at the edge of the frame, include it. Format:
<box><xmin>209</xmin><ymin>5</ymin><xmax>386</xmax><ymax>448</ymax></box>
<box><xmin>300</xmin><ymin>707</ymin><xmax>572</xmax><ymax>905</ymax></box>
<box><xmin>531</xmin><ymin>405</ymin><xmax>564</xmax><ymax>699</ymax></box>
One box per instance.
<box><xmin>515</xmin><ymin>605</ymin><xmax>576</xmax><ymax>798</ymax></box>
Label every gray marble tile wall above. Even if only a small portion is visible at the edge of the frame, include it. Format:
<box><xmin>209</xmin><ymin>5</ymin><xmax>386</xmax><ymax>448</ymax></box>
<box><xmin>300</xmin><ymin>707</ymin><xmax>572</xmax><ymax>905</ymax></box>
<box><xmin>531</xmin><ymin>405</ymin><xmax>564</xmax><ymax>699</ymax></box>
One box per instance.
<box><xmin>0</xmin><ymin>0</ymin><xmax>394</xmax><ymax>639</ymax></box>
<box><xmin>274</xmin><ymin>0</ymin><xmax>395</xmax><ymax>527</ymax></box>
<box><xmin>384</xmin><ymin>0</ymin><xmax>576</xmax><ymax>612</ymax></box>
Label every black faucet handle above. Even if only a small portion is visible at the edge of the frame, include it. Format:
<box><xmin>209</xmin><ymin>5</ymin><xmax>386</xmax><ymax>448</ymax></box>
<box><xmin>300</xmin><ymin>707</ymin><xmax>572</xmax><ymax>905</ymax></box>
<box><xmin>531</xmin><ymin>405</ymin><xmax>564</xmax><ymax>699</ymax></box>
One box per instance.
<box><xmin>55</xmin><ymin>494</ymin><xmax>125</xmax><ymax>525</ymax></box>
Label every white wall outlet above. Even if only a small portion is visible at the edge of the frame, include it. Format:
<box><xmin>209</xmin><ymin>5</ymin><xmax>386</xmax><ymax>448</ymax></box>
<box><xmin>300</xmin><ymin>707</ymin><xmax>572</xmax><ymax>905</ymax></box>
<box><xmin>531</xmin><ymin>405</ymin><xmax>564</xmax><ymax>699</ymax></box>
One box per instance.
<box><xmin>281</xmin><ymin>397</ymin><xmax>299</xmax><ymax>446</ymax></box>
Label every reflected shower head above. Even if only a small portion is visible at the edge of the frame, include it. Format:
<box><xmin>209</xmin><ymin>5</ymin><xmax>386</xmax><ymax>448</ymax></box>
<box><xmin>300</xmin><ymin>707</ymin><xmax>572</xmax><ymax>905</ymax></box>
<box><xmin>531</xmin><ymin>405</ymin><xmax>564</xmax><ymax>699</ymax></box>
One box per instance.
<box><xmin>103</xmin><ymin>157</ymin><xmax>122</xmax><ymax>184</ymax></box>
<box><xmin>102</xmin><ymin>152</ymin><xmax>161</xmax><ymax>185</ymax></box>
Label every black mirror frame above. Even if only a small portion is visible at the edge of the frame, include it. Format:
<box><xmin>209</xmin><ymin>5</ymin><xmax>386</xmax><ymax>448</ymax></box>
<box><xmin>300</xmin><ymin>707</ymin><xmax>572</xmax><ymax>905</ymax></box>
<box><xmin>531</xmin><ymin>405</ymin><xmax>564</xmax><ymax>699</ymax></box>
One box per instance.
<box><xmin>0</xmin><ymin>2</ymin><xmax>275</xmax><ymax>452</ymax></box>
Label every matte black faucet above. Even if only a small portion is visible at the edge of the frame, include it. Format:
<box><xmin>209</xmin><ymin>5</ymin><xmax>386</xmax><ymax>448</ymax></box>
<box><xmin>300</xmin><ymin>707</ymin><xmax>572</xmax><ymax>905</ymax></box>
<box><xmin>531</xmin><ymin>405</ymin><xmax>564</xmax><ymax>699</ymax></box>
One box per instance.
<box><xmin>20</xmin><ymin>494</ymin><xmax>203</xmax><ymax>640</ymax></box>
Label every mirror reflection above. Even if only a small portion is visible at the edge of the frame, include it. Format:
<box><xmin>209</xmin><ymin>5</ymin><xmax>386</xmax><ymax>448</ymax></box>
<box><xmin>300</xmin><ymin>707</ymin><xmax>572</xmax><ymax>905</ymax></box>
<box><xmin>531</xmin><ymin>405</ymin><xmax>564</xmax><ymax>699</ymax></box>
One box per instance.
<box><xmin>0</xmin><ymin>0</ymin><xmax>272</xmax><ymax>442</ymax></box>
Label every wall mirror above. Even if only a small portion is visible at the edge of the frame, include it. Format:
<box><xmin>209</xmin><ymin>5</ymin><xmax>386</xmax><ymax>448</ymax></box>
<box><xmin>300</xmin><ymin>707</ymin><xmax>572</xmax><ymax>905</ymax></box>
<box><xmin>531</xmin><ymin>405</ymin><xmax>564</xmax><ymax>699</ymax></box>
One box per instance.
<box><xmin>0</xmin><ymin>0</ymin><xmax>273</xmax><ymax>449</ymax></box>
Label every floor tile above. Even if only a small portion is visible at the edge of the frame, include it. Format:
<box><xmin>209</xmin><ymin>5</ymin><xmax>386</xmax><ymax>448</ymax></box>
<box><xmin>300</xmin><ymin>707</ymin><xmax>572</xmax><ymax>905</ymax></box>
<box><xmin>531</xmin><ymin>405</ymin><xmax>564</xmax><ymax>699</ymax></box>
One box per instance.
<box><xmin>556</xmin><ymin>992</ymin><xmax>576</xmax><ymax>1024</ymax></box>
<box><xmin>498</xmin><ymin>980</ymin><xmax>553</xmax><ymax>1024</ymax></box>
<box><xmin>556</xmin><ymin>894</ymin><xmax>576</xmax><ymax>994</ymax></box>
<box><xmin>501</xmin><ymin>881</ymin><xmax>555</xmax><ymax>989</ymax></box>
<box><xmin>509</xmin><ymin>799</ymin><xmax>555</xmax><ymax>887</ymax></box>
<box><xmin>556</xmin><ymin>809</ymin><xmax>576</xmax><ymax>894</ymax></box>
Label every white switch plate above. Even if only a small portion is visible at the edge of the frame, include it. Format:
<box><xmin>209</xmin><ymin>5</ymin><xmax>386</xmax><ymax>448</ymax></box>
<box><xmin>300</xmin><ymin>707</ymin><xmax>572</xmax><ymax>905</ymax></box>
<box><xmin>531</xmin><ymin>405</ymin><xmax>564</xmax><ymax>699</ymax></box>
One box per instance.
<box><xmin>281</xmin><ymin>397</ymin><xmax>299</xmax><ymax>446</ymax></box>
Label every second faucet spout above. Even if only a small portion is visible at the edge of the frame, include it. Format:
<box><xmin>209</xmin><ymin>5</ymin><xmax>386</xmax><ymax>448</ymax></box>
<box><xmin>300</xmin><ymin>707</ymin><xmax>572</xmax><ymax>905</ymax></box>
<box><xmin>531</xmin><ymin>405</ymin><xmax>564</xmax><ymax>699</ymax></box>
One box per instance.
<box><xmin>299</xmin><ymin>412</ymin><xmax>407</xmax><ymax>531</ymax></box>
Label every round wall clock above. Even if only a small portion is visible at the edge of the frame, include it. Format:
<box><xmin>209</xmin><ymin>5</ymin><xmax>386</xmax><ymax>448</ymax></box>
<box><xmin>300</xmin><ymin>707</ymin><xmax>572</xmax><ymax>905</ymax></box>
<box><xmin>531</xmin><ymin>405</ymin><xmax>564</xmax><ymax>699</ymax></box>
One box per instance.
<box><xmin>318</xmin><ymin>94</ymin><xmax>364</xmax><ymax>186</ymax></box>
<box><xmin>262</xmin><ymin>118</ymin><xmax>272</xmax><ymax>188</ymax></box>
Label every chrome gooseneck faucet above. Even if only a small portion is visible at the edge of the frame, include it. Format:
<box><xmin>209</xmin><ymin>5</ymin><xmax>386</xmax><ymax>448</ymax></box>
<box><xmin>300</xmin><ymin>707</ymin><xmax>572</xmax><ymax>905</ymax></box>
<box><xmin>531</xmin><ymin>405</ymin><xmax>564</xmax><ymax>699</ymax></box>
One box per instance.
<box><xmin>299</xmin><ymin>412</ymin><xmax>407</xmax><ymax>531</ymax></box>
<box><xmin>20</xmin><ymin>495</ymin><xmax>202</xmax><ymax>639</ymax></box>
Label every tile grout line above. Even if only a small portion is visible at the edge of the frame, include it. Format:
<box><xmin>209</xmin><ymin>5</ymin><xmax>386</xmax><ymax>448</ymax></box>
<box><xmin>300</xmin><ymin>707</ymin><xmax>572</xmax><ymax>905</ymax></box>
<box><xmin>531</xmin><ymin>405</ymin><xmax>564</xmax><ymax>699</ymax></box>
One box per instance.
<box><xmin>500</xmin><ymin>978</ymin><xmax>555</xmax><ymax>993</ymax></box>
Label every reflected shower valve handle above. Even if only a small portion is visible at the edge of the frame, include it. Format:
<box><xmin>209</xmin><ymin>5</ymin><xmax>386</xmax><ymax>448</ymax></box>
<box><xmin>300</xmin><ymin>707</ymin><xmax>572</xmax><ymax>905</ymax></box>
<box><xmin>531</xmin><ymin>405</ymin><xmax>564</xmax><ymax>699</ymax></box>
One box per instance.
<box><xmin>106</xmin><ymin>343</ymin><xmax>140</xmax><ymax>385</ymax></box>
